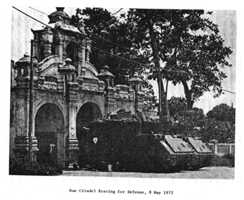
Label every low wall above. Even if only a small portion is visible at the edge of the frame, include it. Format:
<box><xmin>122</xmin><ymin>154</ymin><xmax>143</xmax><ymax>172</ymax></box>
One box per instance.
<box><xmin>208</xmin><ymin>143</ymin><xmax>235</xmax><ymax>156</ymax></box>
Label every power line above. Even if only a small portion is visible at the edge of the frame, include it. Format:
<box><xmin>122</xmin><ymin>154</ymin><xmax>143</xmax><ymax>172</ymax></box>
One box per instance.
<box><xmin>28</xmin><ymin>7</ymin><xmax>133</xmax><ymax>52</ymax></box>
<box><xmin>12</xmin><ymin>6</ymin><xmax>51</xmax><ymax>28</ymax></box>
<box><xmin>13</xmin><ymin>6</ymin><xmax>149</xmax><ymax>68</ymax></box>
<box><xmin>112</xmin><ymin>8</ymin><xmax>123</xmax><ymax>15</ymax></box>
<box><xmin>223</xmin><ymin>89</ymin><xmax>235</xmax><ymax>94</ymax></box>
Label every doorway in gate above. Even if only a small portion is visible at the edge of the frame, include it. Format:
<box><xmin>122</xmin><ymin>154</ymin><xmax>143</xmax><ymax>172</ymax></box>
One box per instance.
<box><xmin>76</xmin><ymin>102</ymin><xmax>102</xmax><ymax>168</ymax></box>
<box><xmin>35</xmin><ymin>103</ymin><xmax>65</xmax><ymax>167</ymax></box>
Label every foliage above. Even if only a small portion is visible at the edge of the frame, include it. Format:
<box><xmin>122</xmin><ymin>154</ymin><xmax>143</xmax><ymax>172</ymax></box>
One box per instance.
<box><xmin>125</xmin><ymin>9</ymin><xmax>232</xmax><ymax>109</ymax></box>
<box><xmin>207</xmin><ymin>103</ymin><xmax>235</xmax><ymax>124</ymax></box>
<box><xmin>167</xmin><ymin>97</ymin><xmax>205</xmax><ymax>136</ymax></box>
<box><xmin>197</xmin><ymin>103</ymin><xmax>236</xmax><ymax>142</ymax></box>
<box><xmin>167</xmin><ymin>98</ymin><xmax>235</xmax><ymax>142</ymax></box>
<box><xmin>200</xmin><ymin>118</ymin><xmax>234</xmax><ymax>142</ymax></box>
<box><xmin>70</xmin><ymin>8</ymin><xmax>157</xmax><ymax>111</ymax></box>
<box><xmin>168</xmin><ymin>97</ymin><xmax>188</xmax><ymax>116</ymax></box>
<box><xmin>71</xmin><ymin>8</ymin><xmax>146</xmax><ymax>84</ymax></box>
<box><xmin>71</xmin><ymin>8</ymin><xmax>233</xmax><ymax>117</ymax></box>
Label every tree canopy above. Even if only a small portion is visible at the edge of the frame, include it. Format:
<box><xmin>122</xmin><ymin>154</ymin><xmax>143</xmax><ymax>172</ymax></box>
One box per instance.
<box><xmin>167</xmin><ymin>98</ymin><xmax>235</xmax><ymax>142</ymax></box>
<box><xmin>125</xmin><ymin>9</ymin><xmax>232</xmax><ymax>110</ymax></box>
<box><xmin>71</xmin><ymin>8</ymin><xmax>233</xmax><ymax>121</ymax></box>
<box><xmin>207</xmin><ymin>103</ymin><xmax>235</xmax><ymax>124</ymax></box>
<box><xmin>71</xmin><ymin>8</ymin><xmax>147</xmax><ymax>84</ymax></box>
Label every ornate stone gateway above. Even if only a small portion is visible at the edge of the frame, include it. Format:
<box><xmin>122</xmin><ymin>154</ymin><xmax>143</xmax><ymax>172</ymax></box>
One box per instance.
<box><xmin>10</xmin><ymin>7</ymin><xmax>156</xmax><ymax>168</ymax></box>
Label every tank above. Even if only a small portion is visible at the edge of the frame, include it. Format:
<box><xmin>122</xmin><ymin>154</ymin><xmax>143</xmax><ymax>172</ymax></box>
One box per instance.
<box><xmin>77</xmin><ymin>119</ymin><xmax>213</xmax><ymax>172</ymax></box>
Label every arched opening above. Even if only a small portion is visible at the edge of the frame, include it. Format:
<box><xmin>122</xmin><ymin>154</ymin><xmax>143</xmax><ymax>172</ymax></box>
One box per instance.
<box><xmin>76</xmin><ymin>102</ymin><xmax>102</xmax><ymax>168</ymax></box>
<box><xmin>35</xmin><ymin>103</ymin><xmax>65</xmax><ymax>166</ymax></box>
<box><xmin>76</xmin><ymin>102</ymin><xmax>102</xmax><ymax>130</ymax></box>
<box><xmin>66</xmin><ymin>42</ymin><xmax>78</xmax><ymax>66</ymax></box>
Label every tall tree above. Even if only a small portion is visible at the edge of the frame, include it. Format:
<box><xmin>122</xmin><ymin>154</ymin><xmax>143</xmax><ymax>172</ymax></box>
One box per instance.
<box><xmin>125</xmin><ymin>9</ymin><xmax>232</xmax><ymax>114</ymax></box>
<box><xmin>72</xmin><ymin>8</ymin><xmax>232</xmax><ymax>123</ymax></box>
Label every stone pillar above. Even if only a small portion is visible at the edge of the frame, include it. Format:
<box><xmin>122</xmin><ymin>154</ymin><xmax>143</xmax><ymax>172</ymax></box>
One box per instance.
<box><xmin>55</xmin><ymin>32</ymin><xmax>64</xmax><ymax>61</ymax></box>
<box><xmin>43</xmin><ymin>42</ymin><xmax>52</xmax><ymax>58</ymax></box>
<box><xmin>32</xmin><ymin>40</ymin><xmax>38</xmax><ymax>59</ymax></box>
<box><xmin>12</xmin><ymin>92</ymin><xmax>39</xmax><ymax>164</ymax></box>
<box><xmin>58</xmin><ymin>40</ymin><xmax>64</xmax><ymax>61</ymax></box>
<box><xmin>58</xmin><ymin>59</ymin><xmax>79</xmax><ymax>167</ymax></box>
<box><xmin>77</xmin><ymin>42</ymin><xmax>85</xmax><ymax>77</ymax></box>
<box><xmin>41</xmin><ymin>27</ymin><xmax>53</xmax><ymax>59</ymax></box>
<box><xmin>86</xmin><ymin>39</ymin><xmax>92</xmax><ymax>63</ymax></box>
<box><xmin>66</xmin><ymin>103</ymin><xmax>79</xmax><ymax>168</ymax></box>
<box><xmin>81</xmin><ymin>40</ymin><xmax>86</xmax><ymax>67</ymax></box>
<box><xmin>105</xmin><ymin>87</ymin><xmax>116</xmax><ymax>116</ymax></box>
<box><xmin>14</xmin><ymin>136</ymin><xmax>39</xmax><ymax>163</ymax></box>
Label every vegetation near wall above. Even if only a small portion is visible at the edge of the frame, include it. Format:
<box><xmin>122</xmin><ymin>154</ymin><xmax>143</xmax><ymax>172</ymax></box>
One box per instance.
<box><xmin>168</xmin><ymin>98</ymin><xmax>235</xmax><ymax>143</ymax></box>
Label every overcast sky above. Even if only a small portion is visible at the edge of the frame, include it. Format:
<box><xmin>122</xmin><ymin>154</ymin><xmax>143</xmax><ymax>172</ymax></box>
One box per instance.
<box><xmin>11</xmin><ymin>7</ymin><xmax>236</xmax><ymax>113</ymax></box>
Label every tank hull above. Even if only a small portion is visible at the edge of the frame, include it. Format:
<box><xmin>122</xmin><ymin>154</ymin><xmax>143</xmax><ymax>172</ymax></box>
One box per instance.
<box><xmin>77</xmin><ymin>120</ymin><xmax>213</xmax><ymax>172</ymax></box>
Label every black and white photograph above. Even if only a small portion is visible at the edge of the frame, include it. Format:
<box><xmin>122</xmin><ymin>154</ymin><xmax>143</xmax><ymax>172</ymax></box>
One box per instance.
<box><xmin>9</xmin><ymin>6</ymin><xmax>236</xmax><ymax>178</ymax></box>
<box><xmin>1</xmin><ymin>1</ymin><xmax>243</xmax><ymax>200</ymax></box>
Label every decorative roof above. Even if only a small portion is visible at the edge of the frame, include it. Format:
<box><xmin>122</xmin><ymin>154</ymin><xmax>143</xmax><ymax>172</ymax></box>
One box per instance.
<box><xmin>98</xmin><ymin>65</ymin><xmax>114</xmax><ymax>78</ymax></box>
<box><xmin>48</xmin><ymin>7</ymin><xmax>70</xmax><ymax>24</ymax></box>
<box><xmin>15</xmin><ymin>53</ymin><xmax>38</xmax><ymax>68</ymax></box>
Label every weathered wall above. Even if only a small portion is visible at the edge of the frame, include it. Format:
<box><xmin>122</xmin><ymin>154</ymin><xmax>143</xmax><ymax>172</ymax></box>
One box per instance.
<box><xmin>10</xmin><ymin>85</ymin><xmax>107</xmax><ymax>165</ymax></box>
<box><xmin>10</xmin><ymin>88</ymin><xmax>29</xmax><ymax>158</ymax></box>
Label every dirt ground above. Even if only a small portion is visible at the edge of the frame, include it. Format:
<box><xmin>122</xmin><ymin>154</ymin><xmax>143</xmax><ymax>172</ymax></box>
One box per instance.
<box><xmin>62</xmin><ymin>166</ymin><xmax>234</xmax><ymax>179</ymax></box>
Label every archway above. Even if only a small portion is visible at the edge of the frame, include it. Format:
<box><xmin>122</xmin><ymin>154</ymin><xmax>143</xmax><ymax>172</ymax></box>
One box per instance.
<box><xmin>76</xmin><ymin>102</ymin><xmax>102</xmax><ymax>168</ymax></box>
<box><xmin>66</xmin><ymin>42</ymin><xmax>79</xmax><ymax>66</ymax></box>
<box><xmin>76</xmin><ymin>102</ymin><xmax>102</xmax><ymax>130</ymax></box>
<box><xmin>35</xmin><ymin>103</ymin><xmax>65</xmax><ymax>166</ymax></box>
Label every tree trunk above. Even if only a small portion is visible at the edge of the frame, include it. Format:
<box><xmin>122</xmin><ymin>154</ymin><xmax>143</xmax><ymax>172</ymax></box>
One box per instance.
<box><xmin>148</xmin><ymin>22</ymin><xmax>166</xmax><ymax>124</ymax></box>
<box><xmin>165</xmin><ymin>80</ymin><xmax>170</xmax><ymax>120</ymax></box>
<box><xmin>182</xmin><ymin>80</ymin><xmax>194</xmax><ymax>110</ymax></box>
<box><xmin>157</xmin><ymin>76</ymin><xmax>164</xmax><ymax>123</ymax></box>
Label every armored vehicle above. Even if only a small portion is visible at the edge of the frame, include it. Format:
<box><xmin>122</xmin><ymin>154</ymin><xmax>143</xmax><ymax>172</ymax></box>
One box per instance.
<box><xmin>77</xmin><ymin>119</ymin><xmax>213</xmax><ymax>172</ymax></box>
